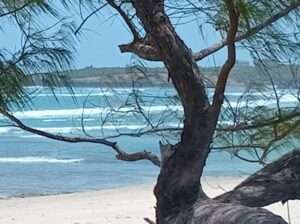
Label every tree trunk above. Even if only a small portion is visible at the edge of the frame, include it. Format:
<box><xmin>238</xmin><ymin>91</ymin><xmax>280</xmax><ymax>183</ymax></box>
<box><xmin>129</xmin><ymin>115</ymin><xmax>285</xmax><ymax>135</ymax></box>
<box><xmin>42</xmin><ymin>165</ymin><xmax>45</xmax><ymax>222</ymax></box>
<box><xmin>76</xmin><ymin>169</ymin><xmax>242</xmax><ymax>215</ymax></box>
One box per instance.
<box><xmin>129</xmin><ymin>2</ymin><xmax>214</xmax><ymax>223</ymax></box>
<box><xmin>191</xmin><ymin>200</ymin><xmax>286</xmax><ymax>224</ymax></box>
<box><xmin>117</xmin><ymin>1</ymin><xmax>300</xmax><ymax>223</ymax></box>
<box><xmin>216</xmin><ymin>150</ymin><xmax>300</xmax><ymax>207</ymax></box>
<box><xmin>154</xmin><ymin>151</ymin><xmax>300</xmax><ymax>224</ymax></box>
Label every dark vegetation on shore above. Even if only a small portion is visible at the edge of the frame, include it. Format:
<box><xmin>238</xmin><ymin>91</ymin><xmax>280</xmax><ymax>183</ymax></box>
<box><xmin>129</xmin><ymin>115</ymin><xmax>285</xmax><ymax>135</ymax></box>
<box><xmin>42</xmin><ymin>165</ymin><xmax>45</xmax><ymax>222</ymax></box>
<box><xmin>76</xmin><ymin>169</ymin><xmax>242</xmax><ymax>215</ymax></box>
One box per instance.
<box><xmin>28</xmin><ymin>60</ymin><xmax>300</xmax><ymax>88</ymax></box>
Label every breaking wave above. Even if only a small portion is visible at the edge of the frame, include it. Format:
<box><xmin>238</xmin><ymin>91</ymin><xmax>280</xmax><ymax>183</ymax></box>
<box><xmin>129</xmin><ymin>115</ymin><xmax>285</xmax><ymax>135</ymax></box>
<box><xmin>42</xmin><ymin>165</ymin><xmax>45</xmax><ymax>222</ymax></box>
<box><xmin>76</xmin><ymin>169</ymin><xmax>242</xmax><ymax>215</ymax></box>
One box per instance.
<box><xmin>0</xmin><ymin>157</ymin><xmax>84</xmax><ymax>164</ymax></box>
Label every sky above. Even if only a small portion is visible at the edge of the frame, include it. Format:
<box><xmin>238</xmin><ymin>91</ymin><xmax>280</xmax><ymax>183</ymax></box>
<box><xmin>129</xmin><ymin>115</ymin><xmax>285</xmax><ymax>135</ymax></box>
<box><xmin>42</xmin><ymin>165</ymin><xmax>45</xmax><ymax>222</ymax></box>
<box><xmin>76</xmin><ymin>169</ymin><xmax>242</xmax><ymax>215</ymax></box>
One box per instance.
<box><xmin>72</xmin><ymin>11</ymin><xmax>252</xmax><ymax>68</ymax></box>
<box><xmin>1</xmin><ymin>5</ymin><xmax>252</xmax><ymax>69</ymax></box>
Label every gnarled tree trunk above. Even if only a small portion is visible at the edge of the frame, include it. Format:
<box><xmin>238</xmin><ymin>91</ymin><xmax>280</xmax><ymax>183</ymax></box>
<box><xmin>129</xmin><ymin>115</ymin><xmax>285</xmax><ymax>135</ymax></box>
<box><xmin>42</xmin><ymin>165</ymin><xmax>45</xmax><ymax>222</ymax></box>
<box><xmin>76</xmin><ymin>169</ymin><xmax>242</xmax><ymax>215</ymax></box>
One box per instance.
<box><xmin>110</xmin><ymin>1</ymin><xmax>300</xmax><ymax>223</ymax></box>
<box><xmin>155</xmin><ymin>150</ymin><xmax>300</xmax><ymax>224</ymax></box>
<box><xmin>1</xmin><ymin>1</ymin><xmax>300</xmax><ymax>224</ymax></box>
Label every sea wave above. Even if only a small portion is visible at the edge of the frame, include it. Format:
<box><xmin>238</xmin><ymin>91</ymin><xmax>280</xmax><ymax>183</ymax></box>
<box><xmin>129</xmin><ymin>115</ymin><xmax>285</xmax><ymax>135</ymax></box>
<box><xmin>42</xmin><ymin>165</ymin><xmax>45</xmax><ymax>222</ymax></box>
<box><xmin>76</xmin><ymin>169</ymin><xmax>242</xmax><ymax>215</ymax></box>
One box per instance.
<box><xmin>0</xmin><ymin>124</ymin><xmax>179</xmax><ymax>136</ymax></box>
<box><xmin>6</xmin><ymin>98</ymin><xmax>299</xmax><ymax>120</ymax></box>
<box><xmin>3</xmin><ymin>105</ymin><xmax>183</xmax><ymax>120</ymax></box>
<box><xmin>223</xmin><ymin>97</ymin><xmax>299</xmax><ymax>108</ymax></box>
<box><xmin>0</xmin><ymin>122</ymin><xmax>184</xmax><ymax>138</ymax></box>
<box><xmin>25</xmin><ymin>87</ymin><xmax>152</xmax><ymax>97</ymax></box>
<box><xmin>36</xmin><ymin>92</ymin><xmax>114</xmax><ymax>97</ymax></box>
<box><xmin>0</xmin><ymin>157</ymin><xmax>84</xmax><ymax>164</ymax></box>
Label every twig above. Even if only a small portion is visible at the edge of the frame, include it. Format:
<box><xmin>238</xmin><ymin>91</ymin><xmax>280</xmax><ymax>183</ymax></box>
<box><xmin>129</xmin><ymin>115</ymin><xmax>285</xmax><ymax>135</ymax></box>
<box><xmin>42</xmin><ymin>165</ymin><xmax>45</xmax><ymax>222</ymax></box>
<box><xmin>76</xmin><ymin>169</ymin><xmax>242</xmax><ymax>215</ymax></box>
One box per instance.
<box><xmin>0</xmin><ymin>109</ymin><xmax>161</xmax><ymax>167</ymax></box>
<box><xmin>144</xmin><ymin>217</ymin><xmax>156</xmax><ymax>224</ymax></box>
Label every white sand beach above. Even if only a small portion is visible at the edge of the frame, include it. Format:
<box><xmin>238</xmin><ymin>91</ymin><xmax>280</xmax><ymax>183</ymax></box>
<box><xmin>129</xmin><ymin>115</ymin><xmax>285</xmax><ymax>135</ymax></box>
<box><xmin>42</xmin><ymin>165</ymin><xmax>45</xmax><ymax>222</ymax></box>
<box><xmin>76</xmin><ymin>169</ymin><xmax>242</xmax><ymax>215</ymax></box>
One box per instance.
<box><xmin>0</xmin><ymin>177</ymin><xmax>298</xmax><ymax>224</ymax></box>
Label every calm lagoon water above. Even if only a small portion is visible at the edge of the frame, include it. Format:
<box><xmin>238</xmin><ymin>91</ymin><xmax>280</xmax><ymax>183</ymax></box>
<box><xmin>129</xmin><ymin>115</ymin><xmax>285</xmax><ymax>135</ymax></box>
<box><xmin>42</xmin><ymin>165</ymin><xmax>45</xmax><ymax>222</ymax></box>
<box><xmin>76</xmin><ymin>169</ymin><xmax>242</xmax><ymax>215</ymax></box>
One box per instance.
<box><xmin>0</xmin><ymin>86</ymin><xmax>296</xmax><ymax>198</ymax></box>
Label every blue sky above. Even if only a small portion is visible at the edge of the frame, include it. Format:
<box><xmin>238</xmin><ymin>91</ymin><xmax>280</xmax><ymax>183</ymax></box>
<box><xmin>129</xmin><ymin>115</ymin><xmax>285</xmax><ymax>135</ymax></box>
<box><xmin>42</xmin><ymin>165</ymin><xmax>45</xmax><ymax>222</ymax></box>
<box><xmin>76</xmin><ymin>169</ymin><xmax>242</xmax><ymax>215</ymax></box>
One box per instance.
<box><xmin>73</xmin><ymin>12</ymin><xmax>252</xmax><ymax>68</ymax></box>
<box><xmin>1</xmin><ymin>6</ymin><xmax>252</xmax><ymax>69</ymax></box>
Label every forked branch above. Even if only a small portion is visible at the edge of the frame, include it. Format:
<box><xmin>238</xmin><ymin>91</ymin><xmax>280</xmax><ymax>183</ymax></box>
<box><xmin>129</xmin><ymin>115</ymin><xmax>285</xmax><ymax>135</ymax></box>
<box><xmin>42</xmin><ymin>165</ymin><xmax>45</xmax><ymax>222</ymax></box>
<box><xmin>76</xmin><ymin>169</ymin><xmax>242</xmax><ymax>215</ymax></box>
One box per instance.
<box><xmin>0</xmin><ymin>109</ymin><xmax>161</xmax><ymax>167</ymax></box>
<box><xmin>119</xmin><ymin>36</ymin><xmax>161</xmax><ymax>61</ymax></box>
<box><xmin>211</xmin><ymin>0</ymin><xmax>239</xmax><ymax>112</ymax></box>
<box><xmin>194</xmin><ymin>0</ymin><xmax>300</xmax><ymax>61</ymax></box>
<box><xmin>215</xmin><ymin>150</ymin><xmax>300</xmax><ymax>207</ymax></box>
<box><xmin>0</xmin><ymin>2</ymin><xmax>31</xmax><ymax>18</ymax></box>
<box><xmin>106</xmin><ymin>0</ymin><xmax>140</xmax><ymax>40</ymax></box>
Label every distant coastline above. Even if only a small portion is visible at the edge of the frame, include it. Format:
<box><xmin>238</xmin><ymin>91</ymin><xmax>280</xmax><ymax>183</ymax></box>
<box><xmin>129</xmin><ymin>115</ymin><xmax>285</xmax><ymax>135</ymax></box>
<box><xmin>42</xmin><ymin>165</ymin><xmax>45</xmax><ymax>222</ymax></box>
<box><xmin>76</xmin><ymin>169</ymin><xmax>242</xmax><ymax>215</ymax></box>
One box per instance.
<box><xmin>27</xmin><ymin>60</ymin><xmax>300</xmax><ymax>88</ymax></box>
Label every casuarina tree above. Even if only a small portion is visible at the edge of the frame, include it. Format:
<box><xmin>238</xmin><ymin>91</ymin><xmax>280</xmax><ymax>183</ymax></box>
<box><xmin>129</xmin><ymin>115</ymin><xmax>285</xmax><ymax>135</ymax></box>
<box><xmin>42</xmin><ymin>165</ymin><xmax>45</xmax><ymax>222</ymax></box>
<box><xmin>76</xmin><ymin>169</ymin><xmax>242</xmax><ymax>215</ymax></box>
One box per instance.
<box><xmin>1</xmin><ymin>1</ymin><xmax>300</xmax><ymax>224</ymax></box>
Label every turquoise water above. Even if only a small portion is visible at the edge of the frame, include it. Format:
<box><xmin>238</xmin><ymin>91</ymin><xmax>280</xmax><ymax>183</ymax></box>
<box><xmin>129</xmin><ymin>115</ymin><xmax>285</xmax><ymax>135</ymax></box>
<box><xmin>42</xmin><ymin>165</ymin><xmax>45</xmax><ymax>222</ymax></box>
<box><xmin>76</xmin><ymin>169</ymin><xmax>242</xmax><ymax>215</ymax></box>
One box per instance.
<box><xmin>0</xmin><ymin>87</ymin><xmax>296</xmax><ymax>198</ymax></box>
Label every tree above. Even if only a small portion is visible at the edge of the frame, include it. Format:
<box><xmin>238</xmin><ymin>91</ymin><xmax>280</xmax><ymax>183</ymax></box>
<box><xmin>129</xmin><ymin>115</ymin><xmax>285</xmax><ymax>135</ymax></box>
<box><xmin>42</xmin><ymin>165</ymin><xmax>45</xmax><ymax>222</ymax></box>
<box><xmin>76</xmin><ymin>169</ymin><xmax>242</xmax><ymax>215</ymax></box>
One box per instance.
<box><xmin>1</xmin><ymin>0</ymin><xmax>300</xmax><ymax>224</ymax></box>
<box><xmin>0</xmin><ymin>0</ymin><xmax>75</xmax><ymax>111</ymax></box>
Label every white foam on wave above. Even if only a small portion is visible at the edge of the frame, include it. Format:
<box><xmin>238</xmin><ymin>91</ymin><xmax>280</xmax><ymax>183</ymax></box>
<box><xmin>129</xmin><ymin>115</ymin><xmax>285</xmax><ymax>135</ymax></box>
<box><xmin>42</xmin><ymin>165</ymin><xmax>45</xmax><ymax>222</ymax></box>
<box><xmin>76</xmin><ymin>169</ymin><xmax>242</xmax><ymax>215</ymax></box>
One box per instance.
<box><xmin>32</xmin><ymin>125</ymin><xmax>148</xmax><ymax>132</ymax></box>
<box><xmin>0</xmin><ymin>157</ymin><xmax>84</xmax><ymax>164</ymax></box>
<box><xmin>225</xmin><ymin>92</ymin><xmax>269</xmax><ymax>97</ymax></box>
<box><xmin>0</xmin><ymin>122</ymin><xmax>183</xmax><ymax>137</ymax></box>
<box><xmin>11</xmin><ymin>108</ymin><xmax>104</xmax><ymax>119</ymax></box>
<box><xmin>6</xmin><ymin>95</ymin><xmax>297</xmax><ymax>121</ymax></box>
<box><xmin>224</xmin><ymin>96</ymin><xmax>299</xmax><ymax>108</ymax></box>
<box><xmin>26</xmin><ymin>87</ymin><xmax>152</xmax><ymax>98</ymax></box>
<box><xmin>37</xmin><ymin>92</ymin><xmax>114</xmax><ymax>97</ymax></box>
<box><xmin>43</xmin><ymin>118</ymin><xmax>68</xmax><ymax>122</ymax></box>
<box><xmin>4</xmin><ymin>105</ymin><xmax>183</xmax><ymax>120</ymax></box>
<box><xmin>280</xmin><ymin>94</ymin><xmax>299</xmax><ymax>103</ymax></box>
<box><xmin>0</xmin><ymin>124</ymin><xmax>168</xmax><ymax>136</ymax></box>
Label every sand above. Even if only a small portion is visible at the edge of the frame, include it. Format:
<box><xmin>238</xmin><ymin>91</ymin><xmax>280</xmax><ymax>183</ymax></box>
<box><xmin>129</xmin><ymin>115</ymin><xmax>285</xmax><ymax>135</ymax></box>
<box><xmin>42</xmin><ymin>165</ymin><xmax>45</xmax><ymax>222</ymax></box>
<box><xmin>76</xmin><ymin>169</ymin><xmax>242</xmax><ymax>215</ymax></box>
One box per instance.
<box><xmin>0</xmin><ymin>177</ymin><xmax>299</xmax><ymax>224</ymax></box>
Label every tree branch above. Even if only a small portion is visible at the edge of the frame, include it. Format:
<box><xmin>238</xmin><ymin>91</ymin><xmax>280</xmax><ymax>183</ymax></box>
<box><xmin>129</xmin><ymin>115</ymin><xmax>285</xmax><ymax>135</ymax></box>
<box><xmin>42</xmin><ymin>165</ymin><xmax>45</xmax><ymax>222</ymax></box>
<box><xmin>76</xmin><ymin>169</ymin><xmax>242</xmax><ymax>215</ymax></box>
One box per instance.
<box><xmin>218</xmin><ymin>111</ymin><xmax>300</xmax><ymax>132</ymax></box>
<box><xmin>194</xmin><ymin>0</ymin><xmax>300</xmax><ymax>61</ymax></box>
<box><xmin>192</xmin><ymin>200</ymin><xmax>287</xmax><ymax>224</ymax></box>
<box><xmin>144</xmin><ymin>218</ymin><xmax>156</xmax><ymax>224</ymax></box>
<box><xmin>106</xmin><ymin>0</ymin><xmax>140</xmax><ymax>40</ymax></box>
<box><xmin>192</xmin><ymin>150</ymin><xmax>300</xmax><ymax>223</ymax></box>
<box><xmin>75</xmin><ymin>3</ymin><xmax>108</xmax><ymax>35</ymax></box>
<box><xmin>215</xmin><ymin>150</ymin><xmax>300</xmax><ymax>207</ymax></box>
<box><xmin>211</xmin><ymin>0</ymin><xmax>239</xmax><ymax>114</ymax></box>
<box><xmin>105</xmin><ymin>1</ymin><xmax>162</xmax><ymax>61</ymax></box>
<box><xmin>0</xmin><ymin>2</ymin><xmax>30</xmax><ymax>18</ymax></box>
<box><xmin>0</xmin><ymin>109</ymin><xmax>161</xmax><ymax>167</ymax></box>
<box><xmin>119</xmin><ymin>36</ymin><xmax>161</xmax><ymax>61</ymax></box>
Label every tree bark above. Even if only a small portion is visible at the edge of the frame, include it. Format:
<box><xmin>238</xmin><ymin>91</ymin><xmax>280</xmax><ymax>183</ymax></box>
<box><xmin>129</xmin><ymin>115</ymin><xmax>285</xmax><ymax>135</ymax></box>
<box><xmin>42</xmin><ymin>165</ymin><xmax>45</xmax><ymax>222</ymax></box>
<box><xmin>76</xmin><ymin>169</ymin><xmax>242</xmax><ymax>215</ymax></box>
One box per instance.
<box><xmin>112</xmin><ymin>1</ymin><xmax>300</xmax><ymax>224</ymax></box>
<box><xmin>191</xmin><ymin>200</ymin><xmax>287</xmax><ymax>224</ymax></box>
<box><xmin>1</xmin><ymin>1</ymin><xmax>300</xmax><ymax>224</ymax></box>
<box><xmin>129</xmin><ymin>2</ymin><xmax>214</xmax><ymax>223</ymax></box>
<box><xmin>186</xmin><ymin>150</ymin><xmax>300</xmax><ymax>224</ymax></box>
<box><xmin>216</xmin><ymin>150</ymin><xmax>300</xmax><ymax>207</ymax></box>
<box><xmin>153</xmin><ymin>150</ymin><xmax>300</xmax><ymax>224</ymax></box>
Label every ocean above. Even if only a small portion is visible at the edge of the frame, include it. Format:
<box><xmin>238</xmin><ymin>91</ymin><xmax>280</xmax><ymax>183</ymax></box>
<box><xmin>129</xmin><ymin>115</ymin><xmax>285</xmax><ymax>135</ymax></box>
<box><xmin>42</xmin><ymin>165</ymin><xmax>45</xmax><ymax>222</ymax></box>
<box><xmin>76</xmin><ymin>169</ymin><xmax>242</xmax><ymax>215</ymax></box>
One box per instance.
<box><xmin>0</xmin><ymin>86</ymin><xmax>297</xmax><ymax>198</ymax></box>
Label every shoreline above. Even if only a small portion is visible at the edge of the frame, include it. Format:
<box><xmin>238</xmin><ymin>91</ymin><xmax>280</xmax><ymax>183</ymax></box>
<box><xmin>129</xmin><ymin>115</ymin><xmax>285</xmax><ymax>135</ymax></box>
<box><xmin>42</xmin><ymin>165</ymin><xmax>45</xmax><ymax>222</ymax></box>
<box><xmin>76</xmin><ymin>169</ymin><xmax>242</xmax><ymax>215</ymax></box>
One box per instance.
<box><xmin>0</xmin><ymin>175</ymin><xmax>245</xmax><ymax>200</ymax></box>
<box><xmin>0</xmin><ymin>176</ymin><xmax>299</xmax><ymax>224</ymax></box>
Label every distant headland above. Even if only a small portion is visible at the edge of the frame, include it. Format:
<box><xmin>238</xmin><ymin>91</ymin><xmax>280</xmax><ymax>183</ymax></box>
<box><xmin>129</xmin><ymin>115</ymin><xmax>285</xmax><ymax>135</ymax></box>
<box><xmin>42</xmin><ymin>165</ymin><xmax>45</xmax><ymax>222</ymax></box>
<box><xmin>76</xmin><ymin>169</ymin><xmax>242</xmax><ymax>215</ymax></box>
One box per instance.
<box><xmin>28</xmin><ymin>60</ymin><xmax>300</xmax><ymax>88</ymax></box>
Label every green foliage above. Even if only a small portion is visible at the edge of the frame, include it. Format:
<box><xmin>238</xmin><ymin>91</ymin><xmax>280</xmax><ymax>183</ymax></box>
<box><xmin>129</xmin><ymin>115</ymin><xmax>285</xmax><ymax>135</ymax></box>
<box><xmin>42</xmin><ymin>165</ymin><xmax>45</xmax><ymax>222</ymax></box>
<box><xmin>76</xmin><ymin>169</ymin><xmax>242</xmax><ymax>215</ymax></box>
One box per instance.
<box><xmin>214</xmin><ymin>84</ymin><xmax>300</xmax><ymax>164</ymax></box>
<box><xmin>1</xmin><ymin>0</ymin><xmax>300</xmax><ymax>165</ymax></box>
<box><xmin>0</xmin><ymin>0</ymin><xmax>75</xmax><ymax>111</ymax></box>
<box><xmin>167</xmin><ymin>0</ymin><xmax>300</xmax><ymax>62</ymax></box>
